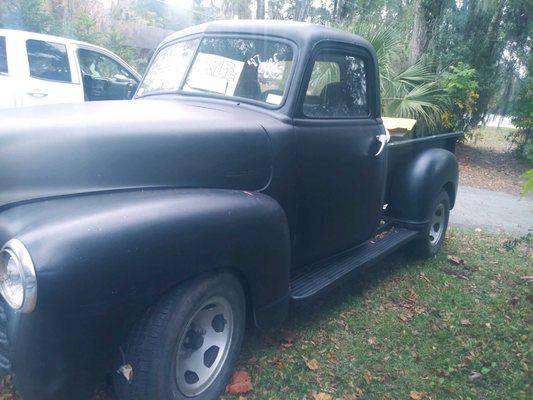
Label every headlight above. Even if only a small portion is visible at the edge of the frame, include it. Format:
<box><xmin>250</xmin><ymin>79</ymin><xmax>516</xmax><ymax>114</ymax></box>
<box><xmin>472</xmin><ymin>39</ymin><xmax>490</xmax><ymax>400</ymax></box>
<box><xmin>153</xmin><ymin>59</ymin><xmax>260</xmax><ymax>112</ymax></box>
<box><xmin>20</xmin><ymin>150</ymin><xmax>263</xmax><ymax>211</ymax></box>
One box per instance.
<box><xmin>0</xmin><ymin>239</ymin><xmax>37</xmax><ymax>313</ymax></box>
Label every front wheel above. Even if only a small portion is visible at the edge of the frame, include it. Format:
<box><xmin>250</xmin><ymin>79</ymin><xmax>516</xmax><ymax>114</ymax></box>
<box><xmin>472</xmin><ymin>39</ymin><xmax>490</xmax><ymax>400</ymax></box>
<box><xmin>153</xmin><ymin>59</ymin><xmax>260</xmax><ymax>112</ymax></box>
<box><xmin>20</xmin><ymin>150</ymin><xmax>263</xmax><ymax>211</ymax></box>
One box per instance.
<box><xmin>114</xmin><ymin>272</ymin><xmax>246</xmax><ymax>400</ymax></box>
<box><xmin>409</xmin><ymin>189</ymin><xmax>450</xmax><ymax>259</ymax></box>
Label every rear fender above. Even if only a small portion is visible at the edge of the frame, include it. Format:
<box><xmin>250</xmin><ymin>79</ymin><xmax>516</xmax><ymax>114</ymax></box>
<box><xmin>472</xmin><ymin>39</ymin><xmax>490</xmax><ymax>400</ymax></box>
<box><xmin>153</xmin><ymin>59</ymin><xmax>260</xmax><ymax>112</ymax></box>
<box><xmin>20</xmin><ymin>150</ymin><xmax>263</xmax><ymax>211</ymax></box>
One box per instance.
<box><xmin>388</xmin><ymin>148</ymin><xmax>458</xmax><ymax>225</ymax></box>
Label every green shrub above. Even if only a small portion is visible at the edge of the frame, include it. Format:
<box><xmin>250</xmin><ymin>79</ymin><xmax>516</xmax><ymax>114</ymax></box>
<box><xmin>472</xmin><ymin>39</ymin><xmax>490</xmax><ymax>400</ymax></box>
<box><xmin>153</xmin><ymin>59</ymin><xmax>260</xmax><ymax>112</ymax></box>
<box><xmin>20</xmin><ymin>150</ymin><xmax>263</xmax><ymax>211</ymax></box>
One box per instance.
<box><xmin>439</xmin><ymin>62</ymin><xmax>479</xmax><ymax>137</ymax></box>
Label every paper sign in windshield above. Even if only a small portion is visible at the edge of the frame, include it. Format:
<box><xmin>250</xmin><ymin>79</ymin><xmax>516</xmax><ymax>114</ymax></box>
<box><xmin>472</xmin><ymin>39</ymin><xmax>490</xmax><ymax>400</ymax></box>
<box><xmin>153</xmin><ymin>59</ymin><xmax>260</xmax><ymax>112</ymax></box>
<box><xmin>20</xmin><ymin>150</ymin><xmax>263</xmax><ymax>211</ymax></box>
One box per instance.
<box><xmin>185</xmin><ymin>53</ymin><xmax>244</xmax><ymax>96</ymax></box>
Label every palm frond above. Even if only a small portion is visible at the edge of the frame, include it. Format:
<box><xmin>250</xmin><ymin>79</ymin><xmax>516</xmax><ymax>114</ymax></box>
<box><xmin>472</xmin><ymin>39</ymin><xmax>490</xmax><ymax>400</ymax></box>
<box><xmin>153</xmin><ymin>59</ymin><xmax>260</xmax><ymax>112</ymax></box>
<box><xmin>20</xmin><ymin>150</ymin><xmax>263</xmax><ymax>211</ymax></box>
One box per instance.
<box><xmin>383</xmin><ymin>82</ymin><xmax>449</xmax><ymax>128</ymax></box>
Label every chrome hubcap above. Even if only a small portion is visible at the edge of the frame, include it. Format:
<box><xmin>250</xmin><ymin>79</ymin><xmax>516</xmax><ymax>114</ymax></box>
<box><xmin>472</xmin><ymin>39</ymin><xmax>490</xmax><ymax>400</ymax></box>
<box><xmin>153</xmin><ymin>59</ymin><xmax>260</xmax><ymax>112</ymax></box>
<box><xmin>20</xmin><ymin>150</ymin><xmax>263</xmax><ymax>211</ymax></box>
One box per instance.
<box><xmin>429</xmin><ymin>203</ymin><xmax>445</xmax><ymax>245</ymax></box>
<box><xmin>176</xmin><ymin>296</ymin><xmax>233</xmax><ymax>396</ymax></box>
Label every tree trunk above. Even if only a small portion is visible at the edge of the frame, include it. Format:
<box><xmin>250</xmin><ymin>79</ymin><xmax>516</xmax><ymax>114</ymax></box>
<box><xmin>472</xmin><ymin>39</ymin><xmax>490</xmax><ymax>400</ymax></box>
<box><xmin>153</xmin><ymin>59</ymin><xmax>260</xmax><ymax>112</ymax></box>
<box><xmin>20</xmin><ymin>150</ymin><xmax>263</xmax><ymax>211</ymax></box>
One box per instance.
<box><xmin>256</xmin><ymin>0</ymin><xmax>265</xmax><ymax>19</ymax></box>
<box><xmin>295</xmin><ymin>0</ymin><xmax>311</xmax><ymax>21</ymax></box>
<box><xmin>471</xmin><ymin>0</ymin><xmax>506</xmax><ymax>124</ymax></box>
<box><xmin>408</xmin><ymin>0</ymin><xmax>428</xmax><ymax>65</ymax></box>
<box><xmin>333</xmin><ymin>0</ymin><xmax>346</xmax><ymax>21</ymax></box>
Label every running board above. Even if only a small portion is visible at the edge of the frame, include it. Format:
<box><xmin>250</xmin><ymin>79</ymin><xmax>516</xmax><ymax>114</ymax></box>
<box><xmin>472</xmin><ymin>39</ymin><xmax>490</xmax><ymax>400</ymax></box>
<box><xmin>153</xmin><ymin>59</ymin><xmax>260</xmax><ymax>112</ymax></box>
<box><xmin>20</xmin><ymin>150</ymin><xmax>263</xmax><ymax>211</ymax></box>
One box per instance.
<box><xmin>290</xmin><ymin>227</ymin><xmax>419</xmax><ymax>301</ymax></box>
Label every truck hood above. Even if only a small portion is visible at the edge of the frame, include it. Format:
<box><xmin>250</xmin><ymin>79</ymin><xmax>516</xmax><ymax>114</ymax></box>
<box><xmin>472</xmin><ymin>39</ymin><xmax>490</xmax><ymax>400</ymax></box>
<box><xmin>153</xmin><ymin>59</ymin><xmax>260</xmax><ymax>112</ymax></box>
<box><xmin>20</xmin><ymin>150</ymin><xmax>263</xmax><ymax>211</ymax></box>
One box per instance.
<box><xmin>0</xmin><ymin>99</ymin><xmax>272</xmax><ymax>208</ymax></box>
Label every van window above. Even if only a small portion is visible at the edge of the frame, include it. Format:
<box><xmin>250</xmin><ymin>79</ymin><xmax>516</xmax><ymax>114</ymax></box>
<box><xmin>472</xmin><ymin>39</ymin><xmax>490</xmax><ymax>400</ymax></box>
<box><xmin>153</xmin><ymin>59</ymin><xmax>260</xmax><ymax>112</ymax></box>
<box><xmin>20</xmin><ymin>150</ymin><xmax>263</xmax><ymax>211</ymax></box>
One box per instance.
<box><xmin>77</xmin><ymin>48</ymin><xmax>138</xmax><ymax>101</ymax></box>
<box><xmin>26</xmin><ymin>39</ymin><xmax>71</xmax><ymax>82</ymax></box>
<box><xmin>78</xmin><ymin>48</ymin><xmax>136</xmax><ymax>81</ymax></box>
<box><xmin>0</xmin><ymin>36</ymin><xmax>7</xmax><ymax>74</ymax></box>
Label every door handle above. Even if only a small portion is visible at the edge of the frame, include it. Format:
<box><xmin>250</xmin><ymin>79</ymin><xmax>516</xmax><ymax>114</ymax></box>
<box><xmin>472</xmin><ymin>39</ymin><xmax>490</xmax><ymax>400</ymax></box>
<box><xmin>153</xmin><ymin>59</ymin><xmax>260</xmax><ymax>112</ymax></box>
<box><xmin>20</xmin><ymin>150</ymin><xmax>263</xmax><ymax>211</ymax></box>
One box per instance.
<box><xmin>27</xmin><ymin>91</ymin><xmax>48</xmax><ymax>98</ymax></box>
<box><xmin>374</xmin><ymin>129</ymin><xmax>390</xmax><ymax>156</ymax></box>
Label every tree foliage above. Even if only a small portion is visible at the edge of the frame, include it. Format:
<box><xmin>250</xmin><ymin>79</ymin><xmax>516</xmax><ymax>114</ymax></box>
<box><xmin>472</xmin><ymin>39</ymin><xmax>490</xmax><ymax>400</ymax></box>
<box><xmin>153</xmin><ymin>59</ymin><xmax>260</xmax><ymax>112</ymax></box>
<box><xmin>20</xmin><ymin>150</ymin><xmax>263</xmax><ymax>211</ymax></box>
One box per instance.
<box><xmin>440</xmin><ymin>62</ymin><xmax>479</xmax><ymax>134</ymax></box>
<box><xmin>0</xmin><ymin>0</ymin><xmax>529</xmax><ymax>134</ymax></box>
<box><xmin>340</xmin><ymin>22</ymin><xmax>448</xmax><ymax>130</ymax></box>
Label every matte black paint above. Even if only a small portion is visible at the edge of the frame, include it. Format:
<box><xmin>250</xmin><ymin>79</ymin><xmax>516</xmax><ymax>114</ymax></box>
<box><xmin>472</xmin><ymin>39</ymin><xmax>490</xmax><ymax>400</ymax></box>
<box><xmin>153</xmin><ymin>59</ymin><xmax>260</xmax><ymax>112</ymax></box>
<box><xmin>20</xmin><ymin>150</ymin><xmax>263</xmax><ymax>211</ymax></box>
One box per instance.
<box><xmin>0</xmin><ymin>189</ymin><xmax>290</xmax><ymax>399</ymax></box>
<box><xmin>387</xmin><ymin>133</ymin><xmax>461</xmax><ymax>225</ymax></box>
<box><xmin>0</xmin><ymin>20</ymin><xmax>460</xmax><ymax>400</ymax></box>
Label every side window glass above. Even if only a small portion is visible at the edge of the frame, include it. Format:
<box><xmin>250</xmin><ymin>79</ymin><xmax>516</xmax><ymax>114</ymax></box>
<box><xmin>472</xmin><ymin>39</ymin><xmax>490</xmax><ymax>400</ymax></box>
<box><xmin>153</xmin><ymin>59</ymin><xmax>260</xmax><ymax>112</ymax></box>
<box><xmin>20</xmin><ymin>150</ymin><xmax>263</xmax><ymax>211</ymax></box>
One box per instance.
<box><xmin>303</xmin><ymin>52</ymin><xmax>368</xmax><ymax>118</ymax></box>
<box><xmin>77</xmin><ymin>48</ymin><xmax>139</xmax><ymax>101</ymax></box>
<box><xmin>26</xmin><ymin>39</ymin><xmax>71</xmax><ymax>82</ymax></box>
<box><xmin>77</xmin><ymin>48</ymin><xmax>135</xmax><ymax>82</ymax></box>
<box><xmin>0</xmin><ymin>36</ymin><xmax>7</xmax><ymax>75</ymax></box>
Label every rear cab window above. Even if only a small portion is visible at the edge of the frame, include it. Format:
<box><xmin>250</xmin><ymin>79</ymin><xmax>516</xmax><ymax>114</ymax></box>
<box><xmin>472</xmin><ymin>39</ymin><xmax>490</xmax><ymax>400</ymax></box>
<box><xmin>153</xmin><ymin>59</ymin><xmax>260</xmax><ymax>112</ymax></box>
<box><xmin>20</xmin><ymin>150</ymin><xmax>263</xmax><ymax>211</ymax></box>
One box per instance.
<box><xmin>0</xmin><ymin>36</ymin><xmax>8</xmax><ymax>75</ymax></box>
<box><xmin>303</xmin><ymin>51</ymin><xmax>368</xmax><ymax>118</ymax></box>
<box><xmin>26</xmin><ymin>39</ymin><xmax>72</xmax><ymax>82</ymax></box>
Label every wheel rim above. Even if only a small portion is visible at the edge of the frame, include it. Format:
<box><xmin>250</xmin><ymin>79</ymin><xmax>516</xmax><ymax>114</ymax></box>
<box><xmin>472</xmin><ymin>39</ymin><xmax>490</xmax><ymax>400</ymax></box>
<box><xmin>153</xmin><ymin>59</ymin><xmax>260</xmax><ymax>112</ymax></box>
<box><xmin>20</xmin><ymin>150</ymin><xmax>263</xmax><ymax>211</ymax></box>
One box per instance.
<box><xmin>175</xmin><ymin>296</ymin><xmax>233</xmax><ymax>397</ymax></box>
<box><xmin>429</xmin><ymin>203</ymin><xmax>445</xmax><ymax>246</ymax></box>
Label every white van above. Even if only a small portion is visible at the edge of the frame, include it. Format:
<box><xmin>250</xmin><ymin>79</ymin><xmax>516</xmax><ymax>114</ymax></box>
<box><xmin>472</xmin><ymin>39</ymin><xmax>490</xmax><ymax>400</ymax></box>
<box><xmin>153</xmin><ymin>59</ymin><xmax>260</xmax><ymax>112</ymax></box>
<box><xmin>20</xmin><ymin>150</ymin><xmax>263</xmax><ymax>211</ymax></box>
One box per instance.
<box><xmin>0</xmin><ymin>29</ymin><xmax>141</xmax><ymax>109</ymax></box>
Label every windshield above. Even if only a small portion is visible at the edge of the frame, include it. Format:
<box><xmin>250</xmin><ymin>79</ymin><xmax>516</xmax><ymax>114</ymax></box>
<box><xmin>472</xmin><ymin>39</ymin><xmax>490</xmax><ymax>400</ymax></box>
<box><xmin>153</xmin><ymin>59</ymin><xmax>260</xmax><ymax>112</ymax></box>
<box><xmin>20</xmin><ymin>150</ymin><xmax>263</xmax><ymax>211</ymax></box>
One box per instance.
<box><xmin>137</xmin><ymin>36</ymin><xmax>294</xmax><ymax>106</ymax></box>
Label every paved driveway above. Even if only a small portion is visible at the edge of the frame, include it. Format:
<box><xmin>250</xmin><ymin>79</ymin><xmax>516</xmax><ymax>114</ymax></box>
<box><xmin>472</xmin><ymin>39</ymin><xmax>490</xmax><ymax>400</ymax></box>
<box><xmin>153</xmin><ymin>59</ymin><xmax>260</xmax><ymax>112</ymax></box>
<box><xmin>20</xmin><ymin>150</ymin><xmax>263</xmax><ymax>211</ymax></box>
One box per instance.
<box><xmin>450</xmin><ymin>185</ymin><xmax>533</xmax><ymax>236</ymax></box>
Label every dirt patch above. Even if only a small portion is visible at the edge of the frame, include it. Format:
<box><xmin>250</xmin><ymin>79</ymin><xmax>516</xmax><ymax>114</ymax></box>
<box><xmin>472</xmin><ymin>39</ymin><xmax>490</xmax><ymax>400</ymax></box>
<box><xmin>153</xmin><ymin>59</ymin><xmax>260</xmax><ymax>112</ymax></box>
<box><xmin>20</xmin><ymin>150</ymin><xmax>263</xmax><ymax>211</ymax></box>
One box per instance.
<box><xmin>456</xmin><ymin>127</ymin><xmax>529</xmax><ymax>195</ymax></box>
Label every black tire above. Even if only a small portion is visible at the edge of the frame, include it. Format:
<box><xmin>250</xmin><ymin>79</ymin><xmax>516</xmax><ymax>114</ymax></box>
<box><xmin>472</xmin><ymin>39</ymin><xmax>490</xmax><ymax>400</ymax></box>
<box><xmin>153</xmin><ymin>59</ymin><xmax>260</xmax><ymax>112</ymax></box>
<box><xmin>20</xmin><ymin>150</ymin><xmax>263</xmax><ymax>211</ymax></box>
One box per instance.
<box><xmin>409</xmin><ymin>189</ymin><xmax>450</xmax><ymax>259</ymax></box>
<box><xmin>114</xmin><ymin>272</ymin><xmax>246</xmax><ymax>400</ymax></box>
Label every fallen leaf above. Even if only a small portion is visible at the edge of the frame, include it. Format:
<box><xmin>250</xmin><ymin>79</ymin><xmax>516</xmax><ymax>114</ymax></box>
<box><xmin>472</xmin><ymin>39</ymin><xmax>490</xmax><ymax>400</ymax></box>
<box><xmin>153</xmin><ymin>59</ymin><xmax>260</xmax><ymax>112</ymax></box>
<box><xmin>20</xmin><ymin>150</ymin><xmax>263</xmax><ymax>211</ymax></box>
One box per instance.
<box><xmin>343</xmin><ymin>391</ymin><xmax>364</xmax><ymax>400</ymax></box>
<box><xmin>419</xmin><ymin>272</ymin><xmax>431</xmax><ymax>283</ymax></box>
<box><xmin>399</xmin><ymin>312</ymin><xmax>413</xmax><ymax>322</ymax></box>
<box><xmin>363</xmin><ymin>370</ymin><xmax>372</xmax><ymax>384</ymax></box>
<box><xmin>414</xmin><ymin>306</ymin><xmax>426</xmax><ymax>314</ymax></box>
<box><xmin>447</xmin><ymin>255</ymin><xmax>465</xmax><ymax>265</ymax></box>
<box><xmin>368</xmin><ymin>336</ymin><xmax>383</xmax><ymax>349</ymax></box>
<box><xmin>461</xmin><ymin>319</ymin><xmax>471</xmax><ymax>326</ymax></box>
<box><xmin>280</xmin><ymin>329</ymin><xmax>296</xmax><ymax>349</ymax></box>
<box><xmin>313</xmin><ymin>393</ymin><xmax>333</xmax><ymax>400</ymax></box>
<box><xmin>468</xmin><ymin>371</ymin><xmax>482</xmax><ymax>381</ymax></box>
<box><xmin>306</xmin><ymin>358</ymin><xmax>319</xmax><ymax>371</ymax></box>
<box><xmin>226</xmin><ymin>369</ymin><xmax>253</xmax><ymax>394</ymax></box>
<box><xmin>409</xmin><ymin>390</ymin><xmax>427</xmax><ymax>399</ymax></box>
<box><xmin>444</xmin><ymin>269</ymin><xmax>469</xmax><ymax>280</ymax></box>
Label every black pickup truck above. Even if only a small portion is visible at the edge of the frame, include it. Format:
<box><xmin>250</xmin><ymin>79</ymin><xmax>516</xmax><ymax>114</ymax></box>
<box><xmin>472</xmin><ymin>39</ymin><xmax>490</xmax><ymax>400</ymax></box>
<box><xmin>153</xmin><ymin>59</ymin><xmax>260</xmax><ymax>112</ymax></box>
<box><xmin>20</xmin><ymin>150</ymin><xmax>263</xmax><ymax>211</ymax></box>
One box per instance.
<box><xmin>0</xmin><ymin>20</ymin><xmax>461</xmax><ymax>400</ymax></box>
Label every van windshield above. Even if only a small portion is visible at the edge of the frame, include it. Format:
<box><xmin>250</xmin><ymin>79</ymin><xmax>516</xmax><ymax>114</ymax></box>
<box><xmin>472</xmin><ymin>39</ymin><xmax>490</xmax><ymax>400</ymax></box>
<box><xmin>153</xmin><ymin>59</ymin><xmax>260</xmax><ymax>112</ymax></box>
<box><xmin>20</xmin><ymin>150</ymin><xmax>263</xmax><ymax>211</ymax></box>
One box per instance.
<box><xmin>137</xmin><ymin>36</ymin><xmax>294</xmax><ymax>107</ymax></box>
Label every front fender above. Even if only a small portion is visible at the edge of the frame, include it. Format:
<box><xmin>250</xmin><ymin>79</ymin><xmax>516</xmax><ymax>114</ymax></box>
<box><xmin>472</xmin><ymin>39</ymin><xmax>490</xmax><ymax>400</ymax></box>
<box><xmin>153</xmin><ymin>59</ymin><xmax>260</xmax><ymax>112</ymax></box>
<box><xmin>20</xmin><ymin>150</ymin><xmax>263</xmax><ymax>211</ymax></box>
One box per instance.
<box><xmin>0</xmin><ymin>189</ymin><xmax>290</xmax><ymax>399</ymax></box>
<box><xmin>0</xmin><ymin>188</ymin><xmax>290</xmax><ymax>325</ymax></box>
<box><xmin>388</xmin><ymin>148</ymin><xmax>458</xmax><ymax>225</ymax></box>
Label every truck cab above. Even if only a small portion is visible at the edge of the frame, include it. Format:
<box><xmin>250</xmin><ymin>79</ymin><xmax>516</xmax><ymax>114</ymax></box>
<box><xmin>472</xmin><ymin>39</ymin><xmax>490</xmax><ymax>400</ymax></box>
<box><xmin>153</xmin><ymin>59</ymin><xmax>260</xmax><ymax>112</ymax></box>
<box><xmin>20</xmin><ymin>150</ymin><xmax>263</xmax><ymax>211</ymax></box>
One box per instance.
<box><xmin>0</xmin><ymin>29</ymin><xmax>141</xmax><ymax>109</ymax></box>
<box><xmin>0</xmin><ymin>21</ymin><xmax>460</xmax><ymax>400</ymax></box>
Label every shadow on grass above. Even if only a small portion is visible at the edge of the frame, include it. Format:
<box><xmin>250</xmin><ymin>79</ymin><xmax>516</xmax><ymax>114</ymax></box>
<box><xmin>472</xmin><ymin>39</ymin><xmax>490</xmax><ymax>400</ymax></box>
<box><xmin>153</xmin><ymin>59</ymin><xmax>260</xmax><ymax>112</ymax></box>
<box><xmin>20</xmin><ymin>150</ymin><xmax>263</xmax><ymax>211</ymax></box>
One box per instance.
<box><xmin>240</xmin><ymin>248</ymin><xmax>419</xmax><ymax>354</ymax></box>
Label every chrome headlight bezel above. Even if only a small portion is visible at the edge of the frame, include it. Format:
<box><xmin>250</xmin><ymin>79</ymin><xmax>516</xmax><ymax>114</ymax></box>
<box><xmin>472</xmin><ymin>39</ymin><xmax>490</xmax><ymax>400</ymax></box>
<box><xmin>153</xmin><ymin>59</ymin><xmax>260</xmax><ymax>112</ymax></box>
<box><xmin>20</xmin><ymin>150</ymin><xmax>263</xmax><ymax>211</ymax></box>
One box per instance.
<box><xmin>0</xmin><ymin>239</ymin><xmax>37</xmax><ymax>313</ymax></box>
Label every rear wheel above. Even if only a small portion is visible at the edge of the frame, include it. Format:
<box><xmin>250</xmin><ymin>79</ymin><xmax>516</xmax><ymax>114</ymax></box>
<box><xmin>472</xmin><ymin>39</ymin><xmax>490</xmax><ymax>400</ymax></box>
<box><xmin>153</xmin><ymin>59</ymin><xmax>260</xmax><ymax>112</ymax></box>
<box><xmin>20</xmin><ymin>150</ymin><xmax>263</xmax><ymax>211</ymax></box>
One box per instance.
<box><xmin>409</xmin><ymin>189</ymin><xmax>450</xmax><ymax>258</ymax></box>
<box><xmin>114</xmin><ymin>272</ymin><xmax>246</xmax><ymax>400</ymax></box>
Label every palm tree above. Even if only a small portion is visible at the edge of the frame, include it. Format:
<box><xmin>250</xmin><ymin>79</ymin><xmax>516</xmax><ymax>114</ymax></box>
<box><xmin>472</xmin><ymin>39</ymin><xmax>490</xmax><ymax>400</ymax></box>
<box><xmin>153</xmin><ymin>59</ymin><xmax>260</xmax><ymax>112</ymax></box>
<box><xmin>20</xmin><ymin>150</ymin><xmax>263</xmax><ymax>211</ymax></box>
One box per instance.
<box><xmin>341</xmin><ymin>22</ymin><xmax>449</xmax><ymax>130</ymax></box>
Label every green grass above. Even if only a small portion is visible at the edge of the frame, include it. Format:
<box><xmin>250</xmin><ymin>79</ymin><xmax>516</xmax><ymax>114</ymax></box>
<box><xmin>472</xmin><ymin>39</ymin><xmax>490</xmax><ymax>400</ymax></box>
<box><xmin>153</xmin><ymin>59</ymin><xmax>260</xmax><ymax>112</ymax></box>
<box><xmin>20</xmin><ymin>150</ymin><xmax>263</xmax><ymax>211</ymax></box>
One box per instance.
<box><xmin>225</xmin><ymin>229</ymin><xmax>532</xmax><ymax>400</ymax></box>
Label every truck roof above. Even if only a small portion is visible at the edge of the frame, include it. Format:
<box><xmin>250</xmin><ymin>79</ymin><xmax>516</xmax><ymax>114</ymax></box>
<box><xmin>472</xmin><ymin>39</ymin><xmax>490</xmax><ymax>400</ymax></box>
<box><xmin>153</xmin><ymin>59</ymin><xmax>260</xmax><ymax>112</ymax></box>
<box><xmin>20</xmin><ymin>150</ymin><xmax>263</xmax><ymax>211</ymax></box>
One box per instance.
<box><xmin>159</xmin><ymin>19</ymin><xmax>374</xmax><ymax>54</ymax></box>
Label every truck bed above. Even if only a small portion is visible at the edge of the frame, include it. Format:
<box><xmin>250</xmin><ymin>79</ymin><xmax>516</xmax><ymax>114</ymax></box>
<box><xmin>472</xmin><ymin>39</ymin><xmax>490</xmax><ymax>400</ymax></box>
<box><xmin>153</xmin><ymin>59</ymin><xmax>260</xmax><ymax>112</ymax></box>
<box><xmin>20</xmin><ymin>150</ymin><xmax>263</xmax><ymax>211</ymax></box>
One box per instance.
<box><xmin>388</xmin><ymin>132</ymin><xmax>462</xmax><ymax>169</ymax></box>
<box><xmin>385</xmin><ymin>131</ymin><xmax>463</xmax><ymax>205</ymax></box>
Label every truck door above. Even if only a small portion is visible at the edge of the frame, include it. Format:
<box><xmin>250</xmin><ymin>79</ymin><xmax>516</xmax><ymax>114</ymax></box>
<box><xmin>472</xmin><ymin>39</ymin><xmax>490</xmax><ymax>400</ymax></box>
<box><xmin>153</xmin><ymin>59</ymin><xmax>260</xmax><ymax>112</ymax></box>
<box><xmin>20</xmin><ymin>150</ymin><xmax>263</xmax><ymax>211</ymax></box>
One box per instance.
<box><xmin>22</xmin><ymin>38</ymin><xmax>83</xmax><ymax>107</ymax></box>
<box><xmin>0</xmin><ymin>35</ymin><xmax>17</xmax><ymax>109</ymax></box>
<box><xmin>292</xmin><ymin>43</ymin><xmax>388</xmax><ymax>266</ymax></box>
